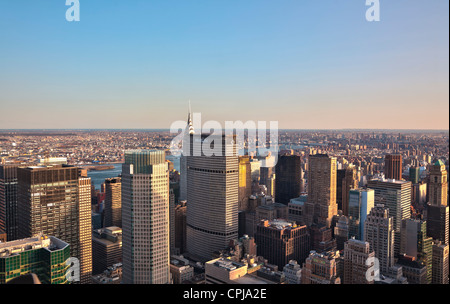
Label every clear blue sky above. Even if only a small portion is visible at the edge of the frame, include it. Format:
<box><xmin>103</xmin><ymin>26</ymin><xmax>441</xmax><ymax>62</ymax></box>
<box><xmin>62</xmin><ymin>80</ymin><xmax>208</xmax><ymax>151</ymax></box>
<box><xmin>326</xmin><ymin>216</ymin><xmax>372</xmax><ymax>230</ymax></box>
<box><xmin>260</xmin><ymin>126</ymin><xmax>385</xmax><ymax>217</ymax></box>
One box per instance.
<box><xmin>0</xmin><ymin>0</ymin><xmax>448</xmax><ymax>129</ymax></box>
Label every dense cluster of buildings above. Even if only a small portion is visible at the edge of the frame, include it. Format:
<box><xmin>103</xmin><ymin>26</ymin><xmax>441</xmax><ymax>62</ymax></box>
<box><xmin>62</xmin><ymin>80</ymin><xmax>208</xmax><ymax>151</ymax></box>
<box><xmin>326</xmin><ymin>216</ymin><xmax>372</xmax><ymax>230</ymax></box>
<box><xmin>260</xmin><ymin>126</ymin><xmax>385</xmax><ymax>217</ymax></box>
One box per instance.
<box><xmin>0</xmin><ymin>124</ymin><xmax>448</xmax><ymax>284</ymax></box>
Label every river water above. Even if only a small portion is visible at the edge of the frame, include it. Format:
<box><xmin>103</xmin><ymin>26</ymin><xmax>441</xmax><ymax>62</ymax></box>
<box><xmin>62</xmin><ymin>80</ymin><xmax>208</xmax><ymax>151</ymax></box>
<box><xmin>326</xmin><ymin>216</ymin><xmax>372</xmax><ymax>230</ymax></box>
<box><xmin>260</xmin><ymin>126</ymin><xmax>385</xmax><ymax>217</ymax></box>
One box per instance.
<box><xmin>87</xmin><ymin>156</ymin><xmax>180</xmax><ymax>191</ymax></box>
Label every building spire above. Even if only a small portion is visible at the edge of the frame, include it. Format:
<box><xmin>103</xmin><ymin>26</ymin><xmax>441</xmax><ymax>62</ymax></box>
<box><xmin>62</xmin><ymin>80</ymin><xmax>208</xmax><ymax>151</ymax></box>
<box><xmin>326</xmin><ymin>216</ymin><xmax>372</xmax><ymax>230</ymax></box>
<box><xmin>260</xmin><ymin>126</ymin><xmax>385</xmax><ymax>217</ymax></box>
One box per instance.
<box><xmin>187</xmin><ymin>100</ymin><xmax>194</xmax><ymax>135</ymax></box>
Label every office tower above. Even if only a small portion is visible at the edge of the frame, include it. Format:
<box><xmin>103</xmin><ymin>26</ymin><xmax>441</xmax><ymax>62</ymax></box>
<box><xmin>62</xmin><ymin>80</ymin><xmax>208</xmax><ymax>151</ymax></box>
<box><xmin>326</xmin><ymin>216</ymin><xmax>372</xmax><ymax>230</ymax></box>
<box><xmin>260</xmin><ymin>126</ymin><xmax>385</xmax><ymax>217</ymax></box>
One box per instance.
<box><xmin>400</xmin><ymin>219</ymin><xmax>433</xmax><ymax>283</ymax></box>
<box><xmin>396</xmin><ymin>255</ymin><xmax>427</xmax><ymax>284</ymax></box>
<box><xmin>301</xmin><ymin>250</ymin><xmax>341</xmax><ymax>284</ymax></box>
<box><xmin>179</xmin><ymin>106</ymin><xmax>195</xmax><ymax>202</ymax></box>
<box><xmin>238</xmin><ymin>156</ymin><xmax>252</xmax><ymax>211</ymax></box>
<box><xmin>412</xmin><ymin>182</ymin><xmax>427</xmax><ymax>210</ymax></box>
<box><xmin>334</xmin><ymin>215</ymin><xmax>349</xmax><ymax>251</ymax></box>
<box><xmin>122</xmin><ymin>150</ymin><xmax>171</xmax><ymax>284</ymax></box>
<box><xmin>250</xmin><ymin>159</ymin><xmax>261</xmax><ymax>182</ymax></box>
<box><xmin>342</xmin><ymin>166</ymin><xmax>359</xmax><ymax>216</ymax></box>
<box><xmin>104</xmin><ymin>177</ymin><xmax>122</xmax><ymax>228</ymax></box>
<box><xmin>0</xmin><ymin>232</ymin><xmax>6</xmax><ymax>243</ymax></box>
<box><xmin>260</xmin><ymin>166</ymin><xmax>275</xmax><ymax>198</ymax></box>
<box><xmin>305</xmin><ymin>154</ymin><xmax>338</xmax><ymax>228</ymax></box>
<box><xmin>364</xmin><ymin>205</ymin><xmax>395</xmax><ymax>274</ymax></box>
<box><xmin>275</xmin><ymin>155</ymin><xmax>301</xmax><ymax>205</ymax></box>
<box><xmin>348</xmin><ymin>189</ymin><xmax>375</xmax><ymax>240</ymax></box>
<box><xmin>92</xmin><ymin>227</ymin><xmax>122</xmax><ymax>275</ymax></box>
<box><xmin>427</xmin><ymin>205</ymin><xmax>449</xmax><ymax>246</ymax></box>
<box><xmin>78</xmin><ymin>175</ymin><xmax>93</xmax><ymax>284</ymax></box>
<box><xmin>267</xmin><ymin>174</ymin><xmax>276</xmax><ymax>198</ymax></box>
<box><xmin>0</xmin><ymin>234</ymin><xmax>70</xmax><ymax>284</ymax></box>
<box><xmin>92</xmin><ymin>212</ymin><xmax>102</xmax><ymax>230</ymax></box>
<box><xmin>169</xmin><ymin>188</ymin><xmax>176</xmax><ymax>255</ymax></box>
<box><xmin>0</xmin><ymin>164</ymin><xmax>19</xmax><ymax>241</ymax></box>
<box><xmin>175</xmin><ymin>201</ymin><xmax>187</xmax><ymax>254</ymax></box>
<box><xmin>254</xmin><ymin>219</ymin><xmax>310</xmax><ymax>270</ymax></box>
<box><xmin>336</xmin><ymin>169</ymin><xmax>346</xmax><ymax>212</ymax></box>
<box><xmin>17</xmin><ymin>165</ymin><xmax>92</xmax><ymax>284</ymax></box>
<box><xmin>384</xmin><ymin>154</ymin><xmax>402</xmax><ymax>180</ymax></box>
<box><xmin>186</xmin><ymin>134</ymin><xmax>239</xmax><ymax>262</ymax></box>
<box><xmin>367</xmin><ymin>178</ymin><xmax>412</xmax><ymax>256</ymax></box>
<box><xmin>343</xmin><ymin>239</ymin><xmax>375</xmax><ymax>284</ymax></box>
<box><xmin>428</xmin><ymin>160</ymin><xmax>448</xmax><ymax>207</ymax></box>
<box><xmin>431</xmin><ymin>242</ymin><xmax>449</xmax><ymax>284</ymax></box>
<box><xmin>282</xmin><ymin>260</ymin><xmax>302</xmax><ymax>284</ymax></box>
<box><xmin>409</xmin><ymin>166</ymin><xmax>421</xmax><ymax>184</ymax></box>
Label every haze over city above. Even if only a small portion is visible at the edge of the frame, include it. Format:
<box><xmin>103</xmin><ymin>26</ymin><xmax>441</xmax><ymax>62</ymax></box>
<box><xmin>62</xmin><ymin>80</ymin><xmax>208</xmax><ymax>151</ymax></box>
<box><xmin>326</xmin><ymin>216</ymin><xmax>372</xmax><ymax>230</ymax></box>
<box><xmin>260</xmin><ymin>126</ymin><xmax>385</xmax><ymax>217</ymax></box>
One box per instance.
<box><xmin>0</xmin><ymin>0</ymin><xmax>448</xmax><ymax>130</ymax></box>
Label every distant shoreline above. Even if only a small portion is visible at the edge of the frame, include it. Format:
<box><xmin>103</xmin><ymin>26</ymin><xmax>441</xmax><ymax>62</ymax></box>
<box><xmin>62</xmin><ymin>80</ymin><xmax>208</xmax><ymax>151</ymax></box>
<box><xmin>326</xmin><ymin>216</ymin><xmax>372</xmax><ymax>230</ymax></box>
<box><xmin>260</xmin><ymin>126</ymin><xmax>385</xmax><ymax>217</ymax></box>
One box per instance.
<box><xmin>0</xmin><ymin>129</ymin><xmax>448</xmax><ymax>133</ymax></box>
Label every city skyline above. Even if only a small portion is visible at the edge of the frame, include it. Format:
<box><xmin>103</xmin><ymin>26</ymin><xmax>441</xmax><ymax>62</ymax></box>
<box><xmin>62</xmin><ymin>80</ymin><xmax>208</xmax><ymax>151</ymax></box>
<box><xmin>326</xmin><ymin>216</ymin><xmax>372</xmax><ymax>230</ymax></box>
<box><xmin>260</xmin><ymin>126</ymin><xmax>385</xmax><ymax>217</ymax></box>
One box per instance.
<box><xmin>0</xmin><ymin>0</ymin><xmax>448</xmax><ymax>130</ymax></box>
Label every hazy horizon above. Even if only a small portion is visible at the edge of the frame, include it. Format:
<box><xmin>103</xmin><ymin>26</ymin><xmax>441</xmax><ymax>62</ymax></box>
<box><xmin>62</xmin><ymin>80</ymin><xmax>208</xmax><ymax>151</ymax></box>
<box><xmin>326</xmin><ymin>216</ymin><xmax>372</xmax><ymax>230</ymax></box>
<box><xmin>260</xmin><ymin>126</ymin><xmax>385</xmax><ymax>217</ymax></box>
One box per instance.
<box><xmin>0</xmin><ymin>1</ymin><xmax>448</xmax><ymax>130</ymax></box>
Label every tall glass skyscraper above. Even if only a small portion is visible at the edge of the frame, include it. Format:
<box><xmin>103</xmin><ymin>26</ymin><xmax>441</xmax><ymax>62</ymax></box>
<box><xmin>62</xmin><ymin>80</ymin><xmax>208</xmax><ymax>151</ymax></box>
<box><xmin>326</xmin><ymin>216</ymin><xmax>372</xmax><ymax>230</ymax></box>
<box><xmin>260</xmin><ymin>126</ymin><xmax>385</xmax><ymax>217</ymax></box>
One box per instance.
<box><xmin>367</xmin><ymin>178</ymin><xmax>412</xmax><ymax>257</ymax></box>
<box><xmin>0</xmin><ymin>164</ymin><xmax>19</xmax><ymax>241</ymax></box>
<box><xmin>348</xmin><ymin>188</ymin><xmax>375</xmax><ymax>241</ymax></box>
<box><xmin>122</xmin><ymin>150</ymin><xmax>171</xmax><ymax>284</ymax></box>
<box><xmin>16</xmin><ymin>165</ymin><xmax>92</xmax><ymax>284</ymax></box>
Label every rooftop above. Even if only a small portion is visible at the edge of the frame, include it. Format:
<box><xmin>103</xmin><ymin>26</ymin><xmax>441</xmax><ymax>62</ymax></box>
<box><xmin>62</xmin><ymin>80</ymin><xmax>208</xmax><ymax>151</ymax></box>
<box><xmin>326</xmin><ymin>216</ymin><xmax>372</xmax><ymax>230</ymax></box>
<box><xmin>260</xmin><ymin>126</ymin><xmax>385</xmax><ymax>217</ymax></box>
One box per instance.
<box><xmin>211</xmin><ymin>258</ymin><xmax>245</xmax><ymax>271</ymax></box>
<box><xmin>0</xmin><ymin>234</ymin><xmax>68</xmax><ymax>258</ymax></box>
<box><xmin>260</xmin><ymin>219</ymin><xmax>299</xmax><ymax>230</ymax></box>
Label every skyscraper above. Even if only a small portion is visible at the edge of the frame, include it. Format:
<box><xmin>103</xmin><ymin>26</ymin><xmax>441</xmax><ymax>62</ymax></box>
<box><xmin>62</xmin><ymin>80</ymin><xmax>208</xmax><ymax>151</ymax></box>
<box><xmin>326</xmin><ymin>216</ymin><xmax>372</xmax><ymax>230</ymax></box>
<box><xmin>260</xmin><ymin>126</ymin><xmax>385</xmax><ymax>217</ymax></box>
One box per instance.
<box><xmin>431</xmin><ymin>242</ymin><xmax>449</xmax><ymax>284</ymax></box>
<box><xmin>336</xmin><ymin>169</ymin><xmax>346</xmax><ymax>212</ymax></box>
<box><xmin>92</xmin><ymin>226</ymin><xmax>122</xmax><ymax>275</ymax></box>
<box><xmin>364</xmin><ymin>205</ymin><xmax>395</xmax><ymax>274</ymax></box>
<box><xmin>104</xmin><ymin>177</ymin><xmax>122</xmax><ymax>228</ymax></box>
<box><xmin>348</xmin><ymin>188</ymin><xmax>375</xmax><ymax>241</ymax></box>
<box><xmin>78</xmin><ymin>174</ymin><xmax>93</xmax><ymax>284</ymax></box>
<box><xmin>179</xmin><ymin>105</ymin><xmax>195</xmax><ymax>202</ymax></box>
<box><xmin>343</xmin><ymin>238</ymin><xmax>375</xmax><ymax>284</ymax></box>
<box><xmin>427</xmin><ymin>205</ymin><xmax>449</xmax><ymax>246</ymax></box>
<box><xmin>384</xmin><ymin>154</ymin><xmax>403</xmax><ymax>180</ymax></box>
<box><xmin>254</xmin><ymin>219</ymin><xmax>310</xmax><ymax>270</ymax></box>
<box><xmin>400</xmin><ymin>218</ymin><xmax>433</xmax><ymax>283</ymax></box>
<box><xmin>409</xmin><ymin>166</ymin><xmax>421</xmax><ymax>184</ymax></box>
<box><xmin>0</xmin><ymin>164</ymin><xmax>19</xmax><ymax>241</ymax></box>
<box><xmin>334</xmin><ymin>215</ymin><xmax>349</xmax><ymax>251</ymax></box>
<box><xmin>260</xmin><ymin>165</ymin><xmax>275</xmax><ymax>198</ymax></box>
<box><xmin>275</xmin><ymin>155</ymin><xmax>301</xmax><ymax>205</ymax></box>
<box><xmin>17</xmin><ymin>165</ymin><xmax>92</xmax><ymax>284</ymax></box>
<box><xmin>428</xmin><ymin>160</ymin><xmax>448</xmax><ymax>207</ymax></box>
<box><xmin>175</xmin><ymin>201</ymin><xmax>187</xmax><ymax>254</ymax></box>
<box><xmin>238</xmin><ymin>156</ymin><xmax>252</xmax><ymax>211</ymax></box>
<box><xmin>122</xmin><ymin>150</ymin><xmax>171</xmax><ymax>284</ymax></box>
<box><xmin>186</xmin><ymin>134</ymin><xmax>239</xmax><ymax>262</ymax></box>
<box><xmin>342</xmin><ymin>166</ymin><xmax>359</xmax><ymax>216</ymax></box>
<box><xmin>367</xmin><ymin>178</ymin><xmax>412</xmax><ymax>256</ymax></box>
<box><xmin>305</xmin><ymin>154</ymin><xmax>338</xmax><ymax>228</ymax></box>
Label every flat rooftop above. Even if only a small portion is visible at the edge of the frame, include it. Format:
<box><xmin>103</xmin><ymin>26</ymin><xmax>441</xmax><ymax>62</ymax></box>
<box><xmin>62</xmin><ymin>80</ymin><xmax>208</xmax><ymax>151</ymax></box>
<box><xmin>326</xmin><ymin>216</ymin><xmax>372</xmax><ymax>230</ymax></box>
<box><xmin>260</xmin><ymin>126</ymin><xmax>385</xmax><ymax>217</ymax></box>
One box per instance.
<box><xmin>0</xmin><ymin>235</ymin><xmax>68</xmax><ymax>258</ymax></box>
<box><xmin>211</xmin><ymin>258</ymin><xmax>245</xmax><ymax>271</ymax></box>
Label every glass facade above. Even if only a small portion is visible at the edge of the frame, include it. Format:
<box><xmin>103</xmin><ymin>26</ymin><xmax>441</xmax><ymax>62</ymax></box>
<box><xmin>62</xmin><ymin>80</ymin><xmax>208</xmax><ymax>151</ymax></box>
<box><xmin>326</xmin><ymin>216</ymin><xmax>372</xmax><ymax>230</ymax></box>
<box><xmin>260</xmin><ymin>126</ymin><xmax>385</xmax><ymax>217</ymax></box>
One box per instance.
<box><xmin>0</xmin><ymin>237</ymin><xmax>71</xmax><ymax>284</ymax></box>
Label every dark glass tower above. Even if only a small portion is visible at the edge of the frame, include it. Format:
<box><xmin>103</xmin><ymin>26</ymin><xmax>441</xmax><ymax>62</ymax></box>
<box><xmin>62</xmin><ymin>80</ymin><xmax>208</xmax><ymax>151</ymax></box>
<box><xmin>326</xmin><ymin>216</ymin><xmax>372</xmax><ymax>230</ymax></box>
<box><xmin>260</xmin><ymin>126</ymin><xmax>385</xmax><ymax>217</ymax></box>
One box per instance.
<box><xmin>275</xmin><ymin>155</ymin><xmax>301</xmax><ymax>205</ymax></box>
<box><xmin>0</xmin><ymin>165</ymin><xmax>19</xmax><ymax>241</ymax></box>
